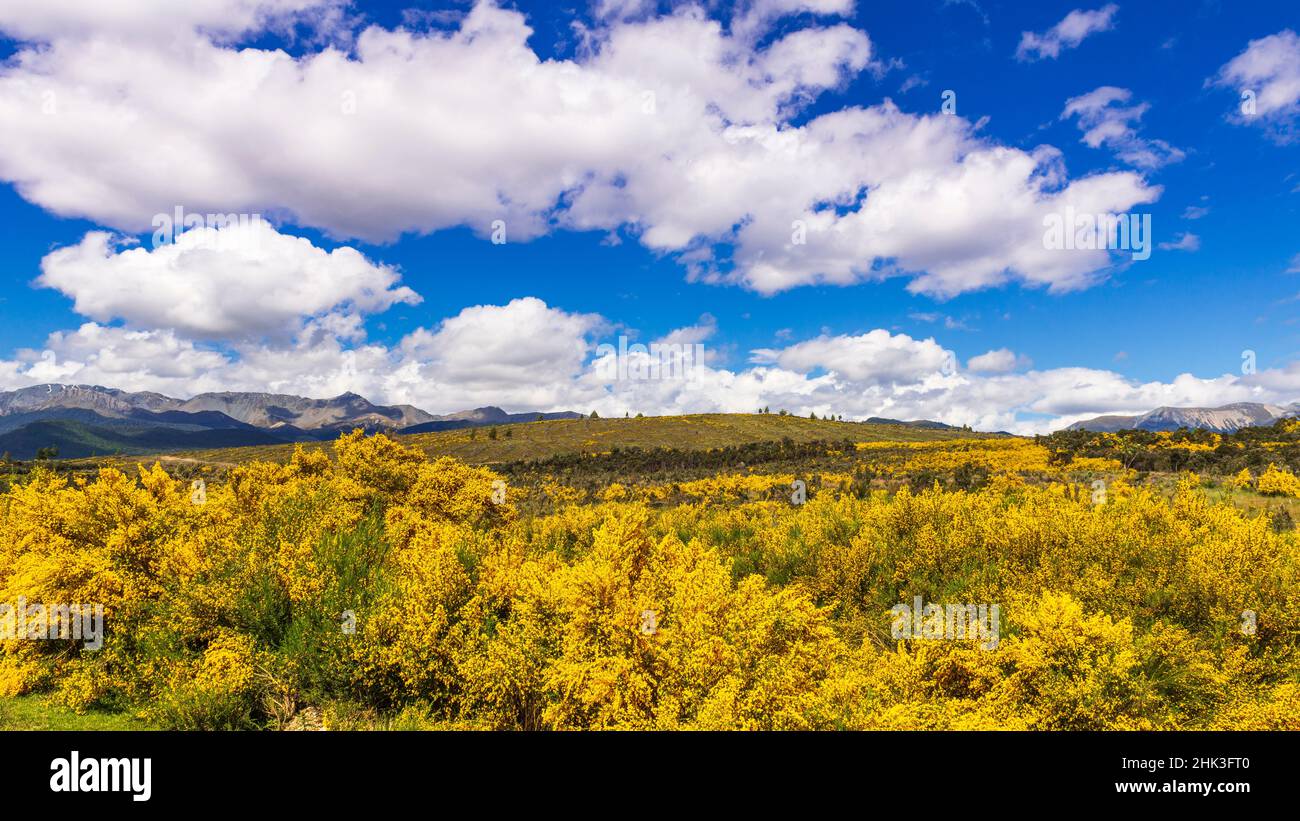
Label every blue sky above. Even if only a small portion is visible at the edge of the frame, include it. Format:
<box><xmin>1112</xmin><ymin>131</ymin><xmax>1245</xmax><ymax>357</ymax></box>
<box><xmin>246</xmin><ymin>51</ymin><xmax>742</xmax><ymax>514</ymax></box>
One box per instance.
<box><xmin>0</xmin><ymin>1</ymin><xmax>1296</xmax><ymax>431</ymax></box>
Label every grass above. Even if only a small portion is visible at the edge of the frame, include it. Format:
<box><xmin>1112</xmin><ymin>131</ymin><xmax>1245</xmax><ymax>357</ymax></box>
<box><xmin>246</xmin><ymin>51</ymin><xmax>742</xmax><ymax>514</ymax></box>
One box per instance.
<box><xmin>63</xmin><ymin>413</ymin><xmax>989</xmax><ymax>474</ymax></box>
<box><xmin>1199</xmin><ymin>482</ymin><xmax>1300</xmax><ymax>521</ymax></box>
<box><xmin>0</xmin><ymin>694</ymin><xmax>154</xmax><ymax>731</ymax></box>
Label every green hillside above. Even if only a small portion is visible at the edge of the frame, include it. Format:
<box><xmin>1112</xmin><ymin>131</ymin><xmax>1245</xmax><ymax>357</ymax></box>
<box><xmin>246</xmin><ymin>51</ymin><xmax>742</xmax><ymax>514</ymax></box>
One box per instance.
<box><xmin>65</xmin><ymin>413</ymin><xmax>989</xmax><ymax>472</ymax></box>
<box><xmin>0</xmin><ymin>419</ymin><xmax>285</xmax><ymax>460</ymax></box>
<box><xmin>392</xmin><ymin>413</ymin><xmax>982</xmax><ymax>465</ymax></box>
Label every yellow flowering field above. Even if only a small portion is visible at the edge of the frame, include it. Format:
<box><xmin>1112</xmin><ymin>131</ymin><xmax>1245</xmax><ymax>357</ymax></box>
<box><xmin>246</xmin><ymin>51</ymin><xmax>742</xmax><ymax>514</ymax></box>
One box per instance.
<box><xmin>1</xmin><ymin>429</ymin><xmax>1296</xmax><ymax>730</ymax></box>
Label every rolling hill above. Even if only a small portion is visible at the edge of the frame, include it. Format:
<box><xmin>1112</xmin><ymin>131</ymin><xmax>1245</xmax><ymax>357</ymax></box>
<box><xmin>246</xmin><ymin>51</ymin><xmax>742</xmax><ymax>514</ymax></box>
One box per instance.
<box><xmin>61</xmin><ymin>412</ymin><xmax>993</xmax><ymax>473</ymax></box>
<box><xmin>399</xmin><ymin>407</ymin><xmax>582</xmax><ymax>433</ymax></box>
<box><xmin>0</xmin><ymin>419</ymin><xmax>289</xmax><ymax>460</ymax></box>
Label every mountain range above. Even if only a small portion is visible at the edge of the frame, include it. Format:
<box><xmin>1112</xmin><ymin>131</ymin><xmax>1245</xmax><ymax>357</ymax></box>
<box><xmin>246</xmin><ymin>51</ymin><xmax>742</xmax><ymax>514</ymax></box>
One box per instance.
<box><xmin>1065</xmin><ymin>402</ymin><xmax>1300</xmax><ymax>433</ymax></box>
<box><xmin>0</xmin><ymin>384</ymin><xmax>580</xmax><ymax>459</ymax></box>
<box><xmin>8</xmin><ymin>385</ymin><xmax>1292</xmax><ymax>459</ymax></box>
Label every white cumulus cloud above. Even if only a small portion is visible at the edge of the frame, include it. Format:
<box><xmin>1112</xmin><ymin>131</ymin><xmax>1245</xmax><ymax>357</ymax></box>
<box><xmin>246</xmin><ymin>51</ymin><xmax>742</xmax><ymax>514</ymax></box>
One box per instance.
<box><xmin>35</xmin><ymin>221</ymin><xmax>420</xmax><ymax>341</ymax></box>
<box><xmin>1016</xmin><ymin>4</ymin><xmax>1118</xmax><ymax>62</ymax></box>
<box><xmin>1211</xmin><ymin>29</ymin><xmax>1300</xmax><ymax>142</ymax></box>
<box><xmin>0</xmin><ymin>299</ymin><xmax>1293</xmax><ymax>434</ymax></box>
<box><xmin>0</xmin><ymin>0</ymin><xmax>1159</xmax><ymax>298</ymax></box>
<box><xmin>967</xmin><ymin>348</ymin><xmax>1031</xmax><ymax>373</ymax></box>
<box><xmin>1061</xmin><ymin>86</ymin><xmax>1183</xmax><ymax>169</ymax></box>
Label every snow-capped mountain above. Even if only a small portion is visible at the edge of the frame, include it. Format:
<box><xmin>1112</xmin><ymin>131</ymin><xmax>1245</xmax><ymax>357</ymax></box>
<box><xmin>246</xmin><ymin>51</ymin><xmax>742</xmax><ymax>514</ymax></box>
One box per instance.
<box><xmin>1065</xmin><ymin>402</ymin><xmax>1300</xmax><ymax>433</ymax></box>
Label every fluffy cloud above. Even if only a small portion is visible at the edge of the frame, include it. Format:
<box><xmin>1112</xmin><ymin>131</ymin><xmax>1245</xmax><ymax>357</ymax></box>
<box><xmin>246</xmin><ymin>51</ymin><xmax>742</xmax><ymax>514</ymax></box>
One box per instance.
<box><xmin>591</xmin><ymin>0</ymin><xmax>660</xmax><ymax>24</ymax></box>
<box><xmin>0</xmin><ymin>0</ymin><xmax>345</xmax><ymax>42</ymax></box>
<box><xmin>0</xmin><ymin>1</ymin><xmax>1157</xmax><ymax>298</ymax></box>
<box><xmin>394</xmin><ymin>298</ymin><xmax>607</xmax><ymax>411</ymax></box>
<box><xmin>1016</xmin><ymin>4</ymin><xmax>1118</xmax><ymax>62</ymax></box>
<box><xmin>1211</xmin><ymin>29</ymin><xmax>1300</xmax><ymax>141</ymax></box>
<box><xmin>0</xmin><ymin>297</ymin><xmax>605</xmax><ymax>412</ymax></box>
<box><xmin>656</xmin><ymin>314</ymin><xmax>719</xmax><ymax>346</ymax></box>
<box><xmin>751</xmin><ymin>329</ymin><xmax>951</xmax><ymax>385</ymax></box>
<box><xmin>580</xmin><ymin>332</ymin><xmax>1279</xmax><ymax>435</ymax></box>
<box><xmin>5</xmin><ymin>324</ymin><xmax>233</xmax><ymax>395</ymax></box>
<box><xmin>35</xmin><ymin>221</ymin><xmax>420</xmax><ymax>341</ymax></box>
<box><xmin>730</xmin><ymin>0</ymin><xmax>855</xmax><ymax>40</ymax></box>
<box><xmin>714</xmin><ymin>134</ymin><xmax>1158</xmax><ymax>297</ymax></box>
<box><xmin>1061</xmin><ymin>86</ymin><xmax>1183</xmax><ymax>169</ymax></box>
<box><xmin>967</xmin><ymin>348</ymin><xmax>1031</xmax><ymax>373</ymax></box>
<box><xmin>1</xmin><ymin>222</ymin><xmax>1261</xmax><ymax>430</ymax></box>
<box><xmin>0</xmin><ymin>2</ymin><xmax>1258</xmax><ymax>431</ymax></box>
<box><xmin>1</xmin><ymin>298</ymin><xmax>1292</xmax><ymax>434</ymax></box>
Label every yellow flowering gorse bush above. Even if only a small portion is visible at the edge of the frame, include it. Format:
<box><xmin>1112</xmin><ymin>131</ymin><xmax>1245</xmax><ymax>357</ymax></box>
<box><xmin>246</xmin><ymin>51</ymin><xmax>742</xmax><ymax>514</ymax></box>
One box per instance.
<box><xmin>0</xmin><ymin>431</ymin><xmax>1295</xmax><ymax>730</ymax></box>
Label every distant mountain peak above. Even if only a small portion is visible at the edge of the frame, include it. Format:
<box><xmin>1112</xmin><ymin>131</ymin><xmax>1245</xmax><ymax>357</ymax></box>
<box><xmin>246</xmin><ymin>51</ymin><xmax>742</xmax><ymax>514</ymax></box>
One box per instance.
<box><xmin>1066</xmin><ymin>401</ymin><xmax>1300</xmax><ymax>433</ymax></box>
<box><xmin>0</xmin><ymin>384</ymin><xmax>581</xmax><ymax>458</ymax></box>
